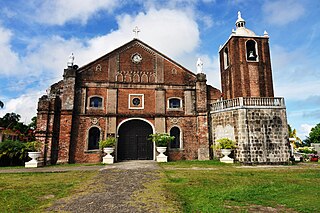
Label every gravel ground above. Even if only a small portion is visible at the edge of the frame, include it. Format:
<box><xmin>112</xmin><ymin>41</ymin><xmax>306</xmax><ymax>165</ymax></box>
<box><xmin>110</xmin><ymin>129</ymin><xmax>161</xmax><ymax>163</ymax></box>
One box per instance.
<box><xmin>46</xmin><ymin>161</ymin><xmax>163</xmax><ymax>213</ymax></box>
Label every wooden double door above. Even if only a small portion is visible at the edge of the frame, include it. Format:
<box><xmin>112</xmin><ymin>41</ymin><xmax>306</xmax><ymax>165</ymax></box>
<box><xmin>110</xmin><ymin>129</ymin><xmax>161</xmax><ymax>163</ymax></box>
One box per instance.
<box><xmin>118</xmin><ymin>120</ymin><xmax>153</xmax><ymax>161</ymax></box>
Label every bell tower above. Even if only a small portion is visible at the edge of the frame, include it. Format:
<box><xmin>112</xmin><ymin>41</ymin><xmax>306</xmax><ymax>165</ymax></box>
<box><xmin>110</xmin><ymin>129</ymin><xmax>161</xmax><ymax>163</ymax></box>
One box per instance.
<box><xmin>219</xmin><ymin>12</ymin><xmax>274</xmax><ymax>99</ymax></box>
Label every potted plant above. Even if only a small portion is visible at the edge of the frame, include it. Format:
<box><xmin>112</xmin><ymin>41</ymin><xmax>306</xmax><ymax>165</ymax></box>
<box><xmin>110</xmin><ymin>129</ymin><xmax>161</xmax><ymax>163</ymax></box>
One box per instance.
<box><xmin>99</xmin><ymin>137</ymin><xmax>116</xmax><ymax>164</ymax></box>
<box><xmin>149</xmin><ymin>133</ymin><xmax>174</xmax><ymax>162</ymax></box>
<box><xmin>25</xmin><ymin>141</ymin><xmax>42</xmax><ymax>168</ymax></box>
<box><xmin>212</xmin><ymin>138</ymin><xmax>237</xmax><ymax>163</ymax></box>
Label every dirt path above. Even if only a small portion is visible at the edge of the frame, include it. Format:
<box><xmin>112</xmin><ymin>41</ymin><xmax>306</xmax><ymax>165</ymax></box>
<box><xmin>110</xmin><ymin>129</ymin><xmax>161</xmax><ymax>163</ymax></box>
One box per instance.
<box><xmin>46</xmin><ymin>161</ymin><xmax>173</xmax><ymax>213</ymax></box>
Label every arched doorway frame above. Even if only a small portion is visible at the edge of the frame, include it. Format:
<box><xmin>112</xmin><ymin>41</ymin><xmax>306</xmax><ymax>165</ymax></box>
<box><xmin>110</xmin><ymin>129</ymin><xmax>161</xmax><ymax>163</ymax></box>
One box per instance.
<box><xmin>86</xmin><ymin>125</ymin><xmax>102</xmax><ymax>151</ymax></box>
<box><xmin>116</xmin><ymin>118</ymin><xmax>156</xmax><ymax>161</ymax></box>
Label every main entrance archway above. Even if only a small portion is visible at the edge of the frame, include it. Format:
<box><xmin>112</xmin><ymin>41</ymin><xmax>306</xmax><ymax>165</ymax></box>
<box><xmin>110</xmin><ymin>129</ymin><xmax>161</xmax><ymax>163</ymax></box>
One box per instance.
<box><xmin>117</xmin><ymin>119</ymin><xmax>154</xmax><ymax>161</ymax></box>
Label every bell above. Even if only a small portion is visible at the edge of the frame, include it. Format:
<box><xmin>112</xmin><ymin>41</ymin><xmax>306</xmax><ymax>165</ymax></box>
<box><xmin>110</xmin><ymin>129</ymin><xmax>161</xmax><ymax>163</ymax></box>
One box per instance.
<box><xmin>248</xmin><ymin>51</ymin><xmax>255</xmax><ymax>59</ymax></box>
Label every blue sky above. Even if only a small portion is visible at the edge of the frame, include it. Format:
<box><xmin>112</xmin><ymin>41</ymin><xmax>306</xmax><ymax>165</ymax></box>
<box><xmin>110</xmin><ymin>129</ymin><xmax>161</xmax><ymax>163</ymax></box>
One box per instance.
<box><xmin>0</xmin><ymin>0</ymin><xmax>319</xmax><ymax>139</ymax></box>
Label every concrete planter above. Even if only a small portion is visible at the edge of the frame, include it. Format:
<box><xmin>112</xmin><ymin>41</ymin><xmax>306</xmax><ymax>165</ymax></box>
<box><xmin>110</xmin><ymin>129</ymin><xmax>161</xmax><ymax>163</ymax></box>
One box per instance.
<box><xmin>220</xmin><ymin>149</ymin><xmax>234</xmax><ymax>163</ymax></box>
<box><xmin>156</xmin><ymin>147</ymin><xmax>168</xmax><ymax>162</ymax></box>
<box><xmin>25</xmin><ymin>152</ymin><xmax>42</xmax><ymax>168</ymax></box>
<box><xmin>102</xmin><ymin>147</ymin><xmax>114</xmax><ymax>164</ymax></box>
<box><xmin>103</xmin><ymin>147</ymin><xmax>114</xmax><ymax>164</ymax></box>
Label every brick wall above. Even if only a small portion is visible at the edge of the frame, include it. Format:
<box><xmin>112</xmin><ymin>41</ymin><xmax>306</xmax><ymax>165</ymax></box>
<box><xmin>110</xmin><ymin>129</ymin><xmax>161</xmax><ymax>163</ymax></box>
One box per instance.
<box><xmin>220</xmin><ymin>36</ymin><xmax>274</xmax><ymax>99</ymax></box>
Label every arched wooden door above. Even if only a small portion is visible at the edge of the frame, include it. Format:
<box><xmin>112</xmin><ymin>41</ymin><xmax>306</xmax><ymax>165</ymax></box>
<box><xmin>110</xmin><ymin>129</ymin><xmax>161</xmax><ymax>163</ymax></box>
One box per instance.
<box><xmin>117</xmin><ymin>120</ymin><xmax>153</xmax><ymax>161</ymax></box>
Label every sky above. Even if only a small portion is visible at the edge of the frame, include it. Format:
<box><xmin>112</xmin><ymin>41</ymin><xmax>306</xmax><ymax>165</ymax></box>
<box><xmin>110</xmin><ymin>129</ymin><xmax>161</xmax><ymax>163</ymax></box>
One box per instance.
<box><xmin>0</xmin><ymin>0</ymin><xmax>319</xmax><ymax>139</ymax></box>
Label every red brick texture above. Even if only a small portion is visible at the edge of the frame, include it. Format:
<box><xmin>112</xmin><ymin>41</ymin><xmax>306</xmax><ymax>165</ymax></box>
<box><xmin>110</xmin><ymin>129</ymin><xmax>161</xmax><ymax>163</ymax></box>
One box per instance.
<box><xmin>219</xmin><ymin>36</ymin><xmax>274</xmax><ymax>99</ymax></box>
<box><xmin>36</xmin><ymin>39</ymin><xmax>221</xmax><ymax>163</ymax></box>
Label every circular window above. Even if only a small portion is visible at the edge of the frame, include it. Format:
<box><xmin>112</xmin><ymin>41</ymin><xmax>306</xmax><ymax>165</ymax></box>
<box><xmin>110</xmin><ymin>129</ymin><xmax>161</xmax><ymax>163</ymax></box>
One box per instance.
<box><xmin>132</xmin><ymin>98</ymin><xmax>141</xmax><ymax>106</ymax></box>
<box><xmin>131</xmin><ymin>53</ymin><xmax>142</xmax><ymax>64</ymax></box>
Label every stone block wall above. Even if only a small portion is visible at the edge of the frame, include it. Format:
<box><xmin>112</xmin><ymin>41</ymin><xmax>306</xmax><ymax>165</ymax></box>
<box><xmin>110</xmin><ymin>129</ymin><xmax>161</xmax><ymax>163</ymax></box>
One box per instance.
<box><xmin>211</xmin><ymin>108</ymin><xmax>290</xmax><ymax>164</ymax></box>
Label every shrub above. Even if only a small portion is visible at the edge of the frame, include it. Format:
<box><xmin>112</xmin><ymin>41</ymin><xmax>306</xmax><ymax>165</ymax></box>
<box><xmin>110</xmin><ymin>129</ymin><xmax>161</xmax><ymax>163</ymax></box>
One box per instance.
<box><xmin>213</xmin><ymin>138</ymin><xmax>237</xmax><ymax>150</ymax></box>
<box><xmin>24</xmin><ymin>141</ymin><xmax>42</xmax><ymax>152</ymax></box>
<box><xmin>99</xmin><ymin>137</ymin><xmax>116</xmax><ymax>149</ymax></box>
<box><xmin>149</xmin><ymin>133</ymin><xmax>175</xmax><ymax>147</ymax></box>
<box><xmin>296</xmin><ymin>146</ymin><xmax>317</xmax><ymax>154</ymax></box>
<box><xmin>0</xmin><ymin>140</ymin><xmax>29</xmax><ymax>166</ymax></box>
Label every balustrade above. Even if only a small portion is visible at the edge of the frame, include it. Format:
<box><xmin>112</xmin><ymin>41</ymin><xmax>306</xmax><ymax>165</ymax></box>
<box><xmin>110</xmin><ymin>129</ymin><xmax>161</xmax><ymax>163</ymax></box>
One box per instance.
<box><xmin>210</xmin><ymin>97</ymin><xmax>285</xmax><ymax>112</ymax></box>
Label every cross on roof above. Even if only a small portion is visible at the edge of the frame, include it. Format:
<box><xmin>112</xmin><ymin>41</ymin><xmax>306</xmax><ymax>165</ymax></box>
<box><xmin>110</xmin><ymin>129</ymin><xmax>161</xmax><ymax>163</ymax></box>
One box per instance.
<box><xmin>133</xmin><ymin>26</ymin><xmax>140</xmax><ymax>38</ymax></box>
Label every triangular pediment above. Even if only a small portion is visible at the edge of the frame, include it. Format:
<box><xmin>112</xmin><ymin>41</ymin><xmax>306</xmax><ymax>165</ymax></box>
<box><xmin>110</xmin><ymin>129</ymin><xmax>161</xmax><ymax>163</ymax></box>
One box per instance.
<box><xmin>77</xmin><ymin>39</ymin><xmax>197</xmax><ymax>85</ymax></box>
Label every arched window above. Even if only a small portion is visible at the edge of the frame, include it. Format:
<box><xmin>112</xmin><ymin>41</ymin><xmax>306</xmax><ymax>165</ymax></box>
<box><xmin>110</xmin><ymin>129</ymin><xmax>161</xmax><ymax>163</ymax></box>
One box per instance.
<box><xmin>88</xmin><ymin>127</ymin><xmax>100</xmax><ymax>150</ymax></box>
<box><xmin>170</xmin><ymin>127</ymin><xmax>181</xmax><ymax>149</ymax></box>
<box><xmin>224</xmin><ymin>47</ymin><xmax>229</xmax><ymax>69</ymax></box>
<box><xmin>246</xmin><ymin>40</ymin><xmax>258</xmax><ymax>61</ymax></box>
<box><xmin>89</xmin><ymin>97</ymin><xmax>102</xmax><ymax>108</ymax></box>
<box><xmin>168</xmin><ymin>98</ymin><xmax>182</xmax><ymax>109</ymax></box>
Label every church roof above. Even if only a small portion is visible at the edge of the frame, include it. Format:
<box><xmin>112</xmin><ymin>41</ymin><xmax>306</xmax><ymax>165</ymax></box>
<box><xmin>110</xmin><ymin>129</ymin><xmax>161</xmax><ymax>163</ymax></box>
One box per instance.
<box><xmin>78</xmin><ymin>38</ymin><xmax>196</xmax><ymax>77</ymax></box>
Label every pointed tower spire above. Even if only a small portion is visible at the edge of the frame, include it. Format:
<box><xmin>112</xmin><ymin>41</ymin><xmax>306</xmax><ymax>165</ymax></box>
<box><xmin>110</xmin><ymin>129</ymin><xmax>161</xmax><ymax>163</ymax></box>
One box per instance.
<box><xmin>235</xmin><ymin>11</ymin><xmax>246</xmax><ymax>28</ymax></box>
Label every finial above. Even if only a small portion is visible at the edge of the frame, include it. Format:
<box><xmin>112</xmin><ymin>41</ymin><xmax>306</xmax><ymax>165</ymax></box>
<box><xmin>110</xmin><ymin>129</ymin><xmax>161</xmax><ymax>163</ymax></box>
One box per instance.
<box><xmin>196</xmin><ymin>58</ymin><xmax>203</xmax><ymax>74</ymax></box>
<box><xmin>67</xmin><ymin>53</ymin><xmax>74</xmax><ymax>67</ymax></box>
<box><xmin>264</xmin><ymin>30</ymin><xmax>269</xmax><ymax>37</ymax></box>
<box><xmin>133</xmin><ymin>26</ymin><xmax>140</xmax><ymax>38</ymax></box>
<box><xmin>235</xmin><ymin>11</ymin><xmax>245</xmax><ymax>28</ymax></box>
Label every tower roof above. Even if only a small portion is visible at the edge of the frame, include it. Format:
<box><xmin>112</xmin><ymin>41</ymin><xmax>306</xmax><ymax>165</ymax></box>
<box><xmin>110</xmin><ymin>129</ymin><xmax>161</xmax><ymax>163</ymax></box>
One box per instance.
<box><xmin>233</xmin><ymin>11</ymin><xmax>256</xmax><ymax>37</ymax></box>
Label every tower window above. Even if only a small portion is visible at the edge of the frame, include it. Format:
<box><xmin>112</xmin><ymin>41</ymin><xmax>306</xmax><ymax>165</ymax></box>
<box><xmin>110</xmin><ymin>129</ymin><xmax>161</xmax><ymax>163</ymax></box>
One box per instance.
<box><xmin>89</xmin><ymin>97</ymin><xmax>103</xmax><ymax>108</ymax></box>
<box><xmin>170</xmin><ymin>127</ymin><xmax>181</xmax><ymax>149</ymax></box>
<box><xmin>246</xmin><ymin>40</ymin><xmax>258</xmax><ymax>61</ymax></box>
<box><xmin>224</xmin><ymin>47</ymin><xmax>229</xmax><ymax>69</ymax></box>
<box><xmin>168</xmin><ymin>98</ymin><xmax>182</xmax><ymax>109</ymax></box>
<box><xmin>88</xmin><ymin>127</ymin><xmax>100</xmax><ymax>150</ymax></box>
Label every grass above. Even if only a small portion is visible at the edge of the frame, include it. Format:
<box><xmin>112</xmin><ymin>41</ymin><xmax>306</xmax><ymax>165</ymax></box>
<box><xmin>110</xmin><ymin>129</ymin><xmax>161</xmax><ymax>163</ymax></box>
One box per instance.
<box><xmin>160</xmin><ymin>160</ymin><xmax>320</xmax><ymax>213</ymax></box>
<box><xmin>0</xmin><ymin>160</ymin><xmax>319</xmax><ymax>212</ymax></box>
<box><xmin>0</xmin><ymin>162</ymin><xmax>104</xmax><ymax>170</ymax></box>
<box><xmin>130</xmin><ymin>171</ymin><xmax>182</xmax><ymax>212</ymax></box>
<box><xmin>0</xmin><ymin>170</ymin><xmax>98</xmax><ymax>212</ymax></box>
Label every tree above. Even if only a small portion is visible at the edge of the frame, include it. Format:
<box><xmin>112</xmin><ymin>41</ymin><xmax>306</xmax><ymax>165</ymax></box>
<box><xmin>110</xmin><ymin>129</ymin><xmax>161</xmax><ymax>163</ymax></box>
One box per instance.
<box><xmin>288</xmin><ymin>124</ymin><xmax>303</xmax><ymax>147</ymax></box>
<box><xmin>304</xmin><ymin>123</ymin><xmax>320</xmax><ymax>146</ymax></box>
<box><xmin>0</xmin><ymin>113</ymin><xmax>21</xmax><ymax>128</ymax></box>
<box><xmin>28</xmin><ymin>116</ymin><xmax>37</xmax><ymax>130</ymax></box>
<box><xmin>0</xmin><ymin>100</ymin><xmax>3</xmax><ymax>108</ymax></box>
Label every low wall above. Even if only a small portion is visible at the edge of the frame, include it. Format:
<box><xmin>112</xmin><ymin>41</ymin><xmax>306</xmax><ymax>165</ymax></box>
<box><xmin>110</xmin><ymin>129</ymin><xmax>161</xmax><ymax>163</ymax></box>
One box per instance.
<box><xmin>210</xmin><ymin>106</ymin><xmax>290</xmax><ymax>164</ymax></box>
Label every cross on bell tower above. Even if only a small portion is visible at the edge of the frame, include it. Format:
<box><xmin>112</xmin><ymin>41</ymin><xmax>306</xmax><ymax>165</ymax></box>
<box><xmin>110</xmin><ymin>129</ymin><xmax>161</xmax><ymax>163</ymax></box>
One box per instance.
<box><xmin>133</xmin><ymin>26</ymin><xmax>140</xmax><ymax>38</ymax></box>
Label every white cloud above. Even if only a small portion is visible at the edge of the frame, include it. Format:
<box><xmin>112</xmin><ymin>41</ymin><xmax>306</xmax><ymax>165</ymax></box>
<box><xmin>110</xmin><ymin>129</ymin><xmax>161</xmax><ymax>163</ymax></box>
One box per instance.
<box><xmin>1</xmin><ymin>8</ymin><xmax>200</xmax><ymax>78</ymax></box>
<box><xmin>199</xmin><ymin>15</ymin><xmax>214</xmax><ymax>29</ymax></box>
<box><xmin>263</xmin><ymin>0</ymin><xmax>305</xmax><ymax>26</ymax></box>
<box><xmin>0</xmin><ymin>25</ymin><xmax>20</xmax><ymax>75</ymax></box>
<box><xmin>197</xmin><ymin>54</ymin><xmax>220</xmax><ymax>89</ymax></box>
<box><xmin>0</xmin><ymin>7</ymin><xmax>201</xmax><ymax>122</ymax></box>
<box><xmin>271</xmin><ymin>45</ymin><xmax>320</xmax><ymax>100</ymax></box>
<box><xmin>34</xmin><ymin>0</ymin><xmax>119</xmax><ymax>25</ymax></box>
<box><xmin>0</xmin><ymin>91</ymin><xmax>43</xmax><ymax>124</ymax></box>
<box><xmin>131</xmin><ymin>9</ymin><xmax>199</xmax><ymax>57</ymax></box>
<box><xmin>298</xmin><ymin>123</ymin><xmax>314</xmax><ymax>139</ymax></box>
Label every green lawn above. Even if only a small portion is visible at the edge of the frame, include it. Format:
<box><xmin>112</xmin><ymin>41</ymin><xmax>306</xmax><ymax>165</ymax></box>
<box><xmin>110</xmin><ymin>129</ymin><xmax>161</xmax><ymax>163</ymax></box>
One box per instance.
<box><xmin>160</xmin><ymin>161</ymin><xmax>320</xmax><ymax>212</ymax></box>
<box><xmin>0</xmin><ymin>161</ymin><xmax>319</xmax><ymax>212</ymax></box>
<box><xmin>0</xmin><ymin>171</ymin><xmax>97</xmax><ymax>212</ymax></box>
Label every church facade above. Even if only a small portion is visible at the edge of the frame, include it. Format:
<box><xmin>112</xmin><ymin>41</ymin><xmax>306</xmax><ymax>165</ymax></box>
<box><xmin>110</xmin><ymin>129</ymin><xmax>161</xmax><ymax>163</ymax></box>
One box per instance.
<box><xmin>36</xmin><ymin>13</ymin><xmax>290</xmax><ymax>165</ymax></box>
